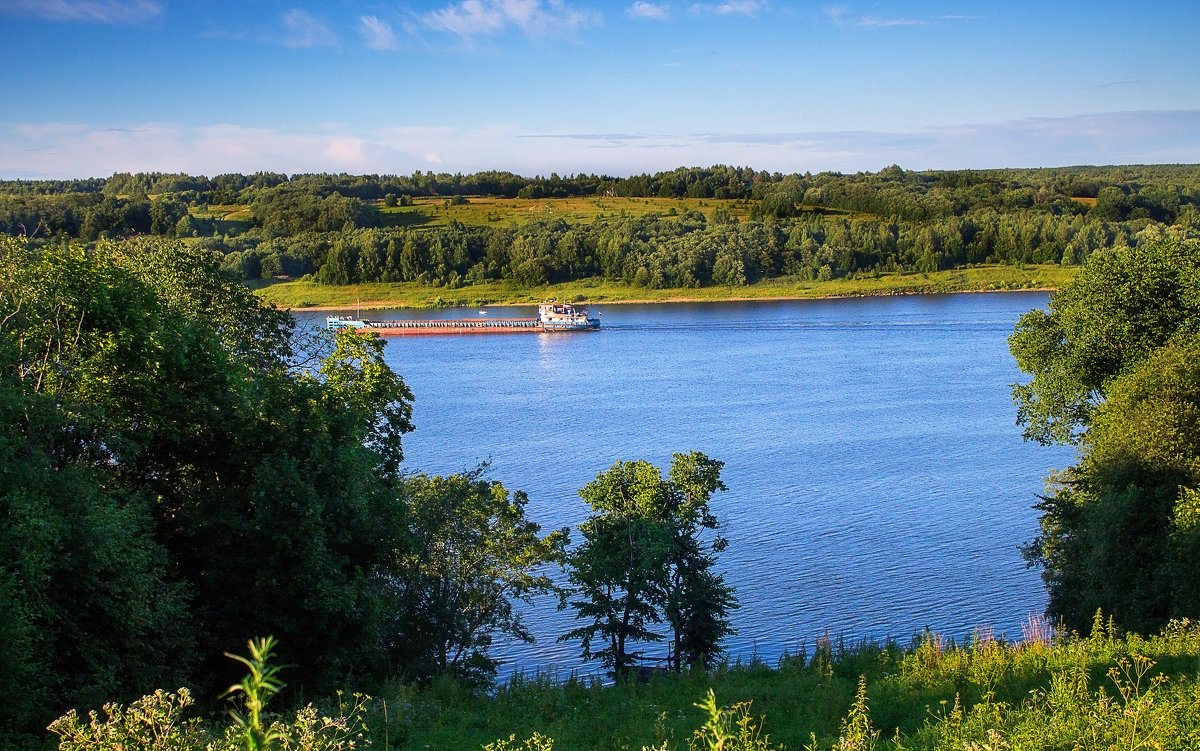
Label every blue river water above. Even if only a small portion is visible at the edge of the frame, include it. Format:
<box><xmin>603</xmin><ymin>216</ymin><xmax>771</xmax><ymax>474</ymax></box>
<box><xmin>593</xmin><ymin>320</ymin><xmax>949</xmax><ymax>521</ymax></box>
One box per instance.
<box><xmin>300</xmin><ymin>292</ymin><xmax>1074</xmax><ymax>676</ymax></box>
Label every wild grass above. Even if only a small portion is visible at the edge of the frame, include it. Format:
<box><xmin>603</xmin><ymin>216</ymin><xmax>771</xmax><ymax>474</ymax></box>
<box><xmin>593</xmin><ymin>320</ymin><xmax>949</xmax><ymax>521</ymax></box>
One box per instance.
<box><xmin>254</xmin><ymin>265</ymin><xmax>1077</xmax><ymax>311</ymax></box>
<box><xmin>381</xmin><ymin>618</ymin><xmax>1200</xmax><ymax>750</ymax></box>
<box><xmin>48</xmin><ymin>617</ymin><xmax>1200</xmax><ymax>750</ymax></box>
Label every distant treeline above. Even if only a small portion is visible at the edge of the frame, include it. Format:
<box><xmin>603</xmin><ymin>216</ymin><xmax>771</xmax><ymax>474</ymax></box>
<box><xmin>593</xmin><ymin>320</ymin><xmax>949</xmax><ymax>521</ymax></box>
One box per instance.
<box><xmin>3</xmin><ymin>164</ymin><xmax>1199</xmax><ymax>287</ymax></box>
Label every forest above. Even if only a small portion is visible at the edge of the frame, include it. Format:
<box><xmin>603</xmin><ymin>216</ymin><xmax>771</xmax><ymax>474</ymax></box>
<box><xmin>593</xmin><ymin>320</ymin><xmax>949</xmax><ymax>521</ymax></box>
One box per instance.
<box><xmin>2</xmin><ymin>164</ymin><xmax>1199</xmax><ymax>294</ymax></box>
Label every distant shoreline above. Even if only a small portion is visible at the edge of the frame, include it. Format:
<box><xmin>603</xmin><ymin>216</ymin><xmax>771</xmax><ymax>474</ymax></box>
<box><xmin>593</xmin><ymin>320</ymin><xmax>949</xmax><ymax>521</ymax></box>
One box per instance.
<box><xmin>281</xmin><ymin>285</ymin><xmax>1060</xmax><ymax>313</ymax></box>
<box><xmin>254</xmin><ymin>264</ymin><xmax>1074</xmax><ymax>313</ymax></box>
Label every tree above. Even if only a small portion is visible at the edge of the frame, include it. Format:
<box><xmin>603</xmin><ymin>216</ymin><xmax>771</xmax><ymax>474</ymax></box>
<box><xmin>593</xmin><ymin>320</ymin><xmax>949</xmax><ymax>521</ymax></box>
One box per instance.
<box><xmin>1009</xmin><ymin>239</ymin><xmax>1200</xmax><ymax>445</ymax></box>
<box><xmin>1012</xmin><ymin>238</ymin><xmax>1200</xmax><ymax>633</ymax></box>
<box><xmin>1024</xmin><ymin>335</ymin><xmax>1200</xmax><ymax>633</ymax></box>
<box><xmin>0</xmin><ymin>237</ymin><xmax>419</xmax><ymax>740</ymax></box>
<box><xmin>560</xmin><ymin>452</ymin><xmax>736</xmax><ymax>678</ymax></box>
<box><xmin>665</xmin><ymin>452</ymin><xmax>737</xmax><ymax>670</ymax></box>
<box><xmin>383</xmin><ymin>469</ymin><xmax>568</xmax><ymax>685</ymax></box>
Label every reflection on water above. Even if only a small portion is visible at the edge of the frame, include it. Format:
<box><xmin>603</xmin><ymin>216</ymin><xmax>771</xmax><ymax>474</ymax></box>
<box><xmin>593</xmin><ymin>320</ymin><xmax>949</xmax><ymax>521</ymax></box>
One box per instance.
<box><xmin>300</xmin><ymin>293</ymin><xmax>1073</xmax><ymax>676</ymax></box>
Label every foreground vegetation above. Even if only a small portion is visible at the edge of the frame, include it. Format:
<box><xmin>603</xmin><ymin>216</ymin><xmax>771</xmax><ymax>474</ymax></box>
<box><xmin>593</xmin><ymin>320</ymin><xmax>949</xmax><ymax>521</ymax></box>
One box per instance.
<box><xmin>254</xmin><ymin>264</ymin><xmax>1075</xmax><ymax>310</ymax></box>
<box><xmin>0</xmin><ymin>237</ymin><xmax>737</xmax><ymax>747</ymax></box>
<box><xmin>49</xmin><ymin>618</ymin><xmax>1200</xmax><ymax>750</ymax></box>
<box><xmin>10</xmin><ymin>233</ymin><xmax>1200</xmax><ymax>748</ymax></box>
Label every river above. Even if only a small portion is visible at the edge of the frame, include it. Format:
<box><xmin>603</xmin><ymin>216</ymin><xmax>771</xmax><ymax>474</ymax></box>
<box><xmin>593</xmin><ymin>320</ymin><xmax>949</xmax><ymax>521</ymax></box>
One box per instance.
<box><xmin>301</xmin><ymin>291</ymin><xmax>1074</xmax><ymax>676</ymax></box>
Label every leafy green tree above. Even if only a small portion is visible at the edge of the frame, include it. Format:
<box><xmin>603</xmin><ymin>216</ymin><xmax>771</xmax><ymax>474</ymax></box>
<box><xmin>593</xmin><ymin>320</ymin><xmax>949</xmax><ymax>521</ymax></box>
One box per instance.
<box><xmin>1013</xmin><ymin>238</ymin><xmax>1200</xmax><ymax>633</ymax></box>
<box><xmin>0</xmin><ymin>239</ymin><xmax>196</xmax><ymax>739</ymax></box>
<box><xmin>0</xmin><ymin>237</ymin><xmax>419</xmax><ymax>740</ymax></box>
<box><xmin>1024</xmin><ymin>335</ymin><xmax>1200</xmax><ymax>633</ymax></box>
<box><xmin>1009</xmin><ymin>239</ymin><xmax>1200</xmax><ymax>445</ymax></box>
<box><xmin>560</xmin><ymin>453</ymin><xmax>736</xmax><ymax>678</ymax></box>
<box><xmin>317</xmin><ymin>241</ymin><xmax>354</xmax><ymax>284</ymax></box>
<box><xmin>383</xmin><ymin>469</ymin><xmax>569</xmax><ymax>685</ymax></box>
<box><xmin>665</xmin><ymin>452</ymin><xmax>738</xmax><ymax>670</ymax></box>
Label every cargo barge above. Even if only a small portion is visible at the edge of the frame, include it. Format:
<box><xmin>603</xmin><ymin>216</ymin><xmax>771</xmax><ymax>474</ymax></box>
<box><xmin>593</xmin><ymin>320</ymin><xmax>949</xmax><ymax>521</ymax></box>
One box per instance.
<box><xmin>326</xmin><ymin>300</ymin><xmax>600</xmax><ymax>336</ymax></box>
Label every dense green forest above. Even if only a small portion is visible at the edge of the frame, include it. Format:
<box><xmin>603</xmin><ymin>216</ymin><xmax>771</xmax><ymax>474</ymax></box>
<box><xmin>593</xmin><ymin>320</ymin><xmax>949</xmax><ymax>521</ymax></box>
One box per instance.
<box><xmin>3</xmin><ymin>165</ymin><xmax>1198</xmax><ymax>293</ymax></box>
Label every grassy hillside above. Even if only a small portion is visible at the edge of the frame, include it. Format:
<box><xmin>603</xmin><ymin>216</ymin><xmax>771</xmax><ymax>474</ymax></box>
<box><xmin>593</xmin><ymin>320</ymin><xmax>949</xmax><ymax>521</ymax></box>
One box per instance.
<box><xmin>254</xmin><ymin>264</ymin><xmax>1077</xmax><ymax>311</ymax></box>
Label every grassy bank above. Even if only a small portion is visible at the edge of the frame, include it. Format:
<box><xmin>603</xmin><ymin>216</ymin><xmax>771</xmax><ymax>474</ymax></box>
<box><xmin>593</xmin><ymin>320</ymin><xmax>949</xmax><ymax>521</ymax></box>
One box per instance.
<box><xmin>254</xmin><ymin>264</ymin><xmax>1077</xmax><ymax>311</ymax></box>
<box><xmin>55</xmin><ymin>619</ymin><xmax>1200</xmax><ymax>750</ymax></box>
<box><xmin>380</xmin><ymin>619</ymin><xmax>1200</xmax><ymax>750</ymax></box>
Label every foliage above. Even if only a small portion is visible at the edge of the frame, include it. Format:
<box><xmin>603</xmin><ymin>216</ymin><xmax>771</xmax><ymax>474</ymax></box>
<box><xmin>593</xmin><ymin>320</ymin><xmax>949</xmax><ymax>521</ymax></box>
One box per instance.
<box><xmin>398</xmin><ymin>619</ymin><xmax>1200</xmax><ymax>751</ymax></box>
<box><xmin>1009</xmin><ymin>238</ymin><xmax>1200</xmax><ymax>445</ymax></box>
<box><xmin>0</xmin><ymin>238</ymin><xmax>197</xmax><ymax>738</ymax></box>
<box><xmin>560</xmin><ymin>452</ymin><xmax>737</xmax><ymax>678</ymax></box>
<box><xmin>1023</xmin><ymin>333</ymin><xmax>1200</xmax><ymax>633</ymax></box>
<box><xmin>44</xmin><ymin>620</ymin><xmax>1200</xmax><ymax>750</ymax></box>
<box><xmin>48</xmin><ymin>689</ymin><xmax>209</xmax><ymax>751</ymax></box>
<box><xmin>1012</xmin><ymin>237</ymin><xmax>1200</xmax><ymax>633</ymax></box>
<box><xmin>833</xmin><ymin>677</ymin><xmax>878</xmax><ymax>751</ymax></box>
<box><xmin>48</xmin><ymin>639</ymin><xmax>371</xmax><ymax>751</ymax></box>
<box><xmin>223</xmin><ymin>637</ymin><xmax>288</xmax><ymax>751</ymax></box>
<box><xmin>0</xmin><ymin>237</ymin><xmax>417</xmax><ymax>742</ymax></box>
<box><xmin>484</xmin><ymin>732</ymin><xmax>557</xmax><ymax>751</ymax></box>
<box><xmin>686</xmin><ymin>689</ymin><xmax>782</xmax><ymax>751</ymax></box>
<box><xmin>6</xmin><ymin>164</ymin><xmax>1199</xmax><ymax>292</ymax></box>
<box><xmin>382</xmin><ymin>468</ymin><xmax>569</xmax><ymax>685</ymax></box>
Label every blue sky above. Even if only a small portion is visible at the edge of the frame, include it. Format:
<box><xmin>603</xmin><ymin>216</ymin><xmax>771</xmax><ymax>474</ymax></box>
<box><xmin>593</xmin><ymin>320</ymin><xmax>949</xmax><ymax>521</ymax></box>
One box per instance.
<box><xmin>2</xmin><ymin>0</ymin><xmax>1198</xmax><ymax>179</ymax></box>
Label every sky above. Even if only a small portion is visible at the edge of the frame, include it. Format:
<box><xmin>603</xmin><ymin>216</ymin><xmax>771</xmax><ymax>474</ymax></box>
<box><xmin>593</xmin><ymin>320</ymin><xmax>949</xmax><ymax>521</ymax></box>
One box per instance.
<box><xmin>1</xmin><ymin>0</ymin><xmax>1199</xmax><ymax>179</ymax></box>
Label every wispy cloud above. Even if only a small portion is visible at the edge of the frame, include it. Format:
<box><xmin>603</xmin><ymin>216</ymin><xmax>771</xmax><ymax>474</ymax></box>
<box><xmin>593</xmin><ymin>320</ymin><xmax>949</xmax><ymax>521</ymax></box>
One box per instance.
<box><xmin>424</xmin><ymin>0</ymin><xmax>598</xmax><ymax>40</ymax></box>
<box><xmin>358</xmin><ymin>15</ymin><xmax>399</xmax><ymax>50</ymax></box>
<box><xmin>281</xmin><ymin>9</ymin><xmax>337</xmax><ymax>48</ymax></box>
<box><xmin>0</xmin><ymin>0</ymin><xmax>160</xmax><ymax>24</ymax></box>
<box><xmin>825</xmin><ymin>5</ymin><xmax>921</xmax><ymax>27</ymax></box>
<box><xmin>857</xmin><ymin>15</ymin><xmax>920</xmax><ymax>27</ymax></box>
<box><xmin>628</xmin><ymin>2</ymin><xmax>669</xmax><ymax>20</ymax></box>
<box><xmin>690</xmin><ymin>1</ymin><xmax>762</xmax><ymax>17</ymax></box>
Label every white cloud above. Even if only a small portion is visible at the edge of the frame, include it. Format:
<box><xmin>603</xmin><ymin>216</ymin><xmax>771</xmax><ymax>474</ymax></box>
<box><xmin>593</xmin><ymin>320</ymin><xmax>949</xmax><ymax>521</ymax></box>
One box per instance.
<box><xmin>324</xmin><ymin>137</ymin><xmax>369</xmax><ymax>165</ymax></box>
<box><xmin>0</xmin><ymin>0</ymin><xmax>160</xmax><ymax>24</ymax></box>
<box><xmin>423</xmin><ymin>0</ymin><xmax>598</xmax><ymax>40</ymax></box>
<box><xmin>4</xmin><ymin>111</ymin><xmax>1199</xmax><ymax>180</ymax></box>
<box><xmin>690</xmin><ymin>1</ymin><xmax>762</xmax><ymax>17</ymax></box>
<box><xmin>628</xmin><ymin>2</ymin><xmax>669</xmax><ymax>20</ymax></box>
<box><xmin>281</xmin><ymin>9</ymin><xmax>337</xmax><ymax>48</ymax></box>
<box><xmin>358</xmin><ymin>15</ymin><xmax>399</xmax><ymax>50</ymax></box>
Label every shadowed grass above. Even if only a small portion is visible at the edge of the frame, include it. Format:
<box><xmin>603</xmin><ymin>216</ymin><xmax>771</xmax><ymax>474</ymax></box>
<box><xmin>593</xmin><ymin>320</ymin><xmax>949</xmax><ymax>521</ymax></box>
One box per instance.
<box><xmin>46</xmin><ymin>619</ymin><xmax>1200</xmax><ymax>750</ymax></box>
<box><xmin>381</xmin><ymin>619</ymin><xmax>1200</xmax><ymax>750</ymax></box>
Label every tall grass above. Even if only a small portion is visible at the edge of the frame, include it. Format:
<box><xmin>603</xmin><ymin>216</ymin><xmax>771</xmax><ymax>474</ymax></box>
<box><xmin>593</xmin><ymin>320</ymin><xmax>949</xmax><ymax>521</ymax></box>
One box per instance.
<box><xmin>388</xmin><ymin>617</ymin><xmax>1200</xmax><ymax>750</ymax></box>
<box><xmin>46</xmin><ymin>618</ymin><xmax>1200</xmax><ymax>750</ymax></box>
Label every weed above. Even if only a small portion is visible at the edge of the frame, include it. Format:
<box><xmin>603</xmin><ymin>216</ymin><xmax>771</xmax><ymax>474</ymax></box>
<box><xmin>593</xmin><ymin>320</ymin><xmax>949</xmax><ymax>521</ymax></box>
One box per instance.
<box><xmin>688</xmin><ymin>689</ymin><xmax>781</xmax><ymax>751</ymax></box>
